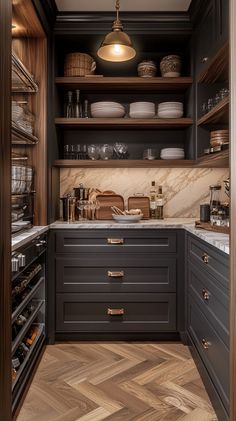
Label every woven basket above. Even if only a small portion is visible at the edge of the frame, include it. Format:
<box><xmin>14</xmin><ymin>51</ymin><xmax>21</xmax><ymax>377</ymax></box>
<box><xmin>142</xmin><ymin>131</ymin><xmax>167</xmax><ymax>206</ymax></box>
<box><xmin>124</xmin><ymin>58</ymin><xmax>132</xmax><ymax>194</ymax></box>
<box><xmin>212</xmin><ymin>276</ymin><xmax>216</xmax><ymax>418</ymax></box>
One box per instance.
<box><xmin>96</xmin><ymin>194</ymin><xmax>124</xmax><ymax>220</ymax></box>
<box><xmin>64</xmin><ymin>53</ymin><xmax>96</xmax><ymax>77</ymax></box>
<box><xmin>128</xmin><ymin>196</ymin><xmax>150</xmax><ymax>219</ymax></box>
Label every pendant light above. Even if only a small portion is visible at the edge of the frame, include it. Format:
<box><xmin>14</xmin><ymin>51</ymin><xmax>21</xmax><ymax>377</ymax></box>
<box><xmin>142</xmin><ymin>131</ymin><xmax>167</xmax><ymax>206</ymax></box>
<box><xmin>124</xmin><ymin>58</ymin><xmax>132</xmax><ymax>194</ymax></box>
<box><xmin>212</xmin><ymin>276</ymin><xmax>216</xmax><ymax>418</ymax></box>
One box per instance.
<box><xmin>97</xmin><ymin>0</ymin><xmax>136</xmax><ymax>62</ymax></box>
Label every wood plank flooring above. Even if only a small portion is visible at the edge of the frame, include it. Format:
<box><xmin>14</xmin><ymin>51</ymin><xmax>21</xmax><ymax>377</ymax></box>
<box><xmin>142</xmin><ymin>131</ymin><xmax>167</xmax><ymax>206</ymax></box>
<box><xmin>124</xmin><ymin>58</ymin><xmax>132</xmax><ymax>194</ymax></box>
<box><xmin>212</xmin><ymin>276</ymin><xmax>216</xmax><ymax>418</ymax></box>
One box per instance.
<box><xmin>16</xmin><ymin>342</ymin><xmax>217</xmax><ymax>421</ymax></box>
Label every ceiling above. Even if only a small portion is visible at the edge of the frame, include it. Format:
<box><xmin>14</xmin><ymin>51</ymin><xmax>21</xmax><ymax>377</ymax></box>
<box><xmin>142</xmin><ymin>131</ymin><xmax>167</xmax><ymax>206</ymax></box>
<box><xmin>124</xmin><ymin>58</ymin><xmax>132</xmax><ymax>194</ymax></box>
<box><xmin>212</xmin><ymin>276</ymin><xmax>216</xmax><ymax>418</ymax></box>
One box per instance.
<box><xmin>55</xmin><ymin>0</ymin><xmax>192</xmax><ymax>12</ymax></box>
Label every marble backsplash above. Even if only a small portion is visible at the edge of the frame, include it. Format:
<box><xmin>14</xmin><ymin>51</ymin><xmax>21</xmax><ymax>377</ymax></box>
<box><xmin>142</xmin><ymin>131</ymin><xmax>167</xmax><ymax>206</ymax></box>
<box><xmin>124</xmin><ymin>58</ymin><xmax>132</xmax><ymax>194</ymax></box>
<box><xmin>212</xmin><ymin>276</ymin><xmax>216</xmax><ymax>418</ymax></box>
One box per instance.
<box><xmin>60</xmin><ymin>168</ymin><xmax>229</xmax><ymax>218</ymax></box>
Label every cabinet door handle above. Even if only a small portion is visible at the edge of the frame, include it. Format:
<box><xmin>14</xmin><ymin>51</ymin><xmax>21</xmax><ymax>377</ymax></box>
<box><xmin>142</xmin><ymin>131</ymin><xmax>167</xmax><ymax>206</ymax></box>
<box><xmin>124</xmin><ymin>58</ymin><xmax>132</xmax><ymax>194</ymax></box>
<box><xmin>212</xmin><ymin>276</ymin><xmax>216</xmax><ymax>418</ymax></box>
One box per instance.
<box><xmin>202</xmin><ymin>253</ymin><xmax>209</xmax><ymax>264</ymax></box>
<box><xmin>201</xmin><ymin>338</ymin><xmax>210</xmax><ymax>350</ymax></box>
<box><xmin>107</xmin><ymin>308</ymin><xmax>124</xmax><ymax>316</ymax></box>
<box><xmin>201</xmin><ymin>56</ymin><xmax>209</xmax><ymax>63</ymax></box>
<box><xmin>107</xmin><ymin>238</ymin><xmax>124</xmax><ymax>245</ymax></box>
<box><xmin>107</xmin><ymin>271</ymin><xmax>124</xmax><ymax>278</ymax></box>
<box><xmin>202</xmin><ymin>289</ymin><xmax>210</xmax><ymax>301</ymax></box>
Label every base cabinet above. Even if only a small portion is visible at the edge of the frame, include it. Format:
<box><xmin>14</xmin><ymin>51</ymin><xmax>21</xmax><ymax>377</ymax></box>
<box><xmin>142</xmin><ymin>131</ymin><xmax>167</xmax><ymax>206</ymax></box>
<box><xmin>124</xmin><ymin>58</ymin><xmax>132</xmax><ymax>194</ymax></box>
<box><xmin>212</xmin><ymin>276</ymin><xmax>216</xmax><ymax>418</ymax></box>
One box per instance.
<box><xmin>187</xmin><ymin>234</ymin><xmax>229</xmax><ymax>420</ymax></box>
<box><xmin>50</xmin><ymin>229</ymin><xmax>184</xmax><ymax>339</ymax></box>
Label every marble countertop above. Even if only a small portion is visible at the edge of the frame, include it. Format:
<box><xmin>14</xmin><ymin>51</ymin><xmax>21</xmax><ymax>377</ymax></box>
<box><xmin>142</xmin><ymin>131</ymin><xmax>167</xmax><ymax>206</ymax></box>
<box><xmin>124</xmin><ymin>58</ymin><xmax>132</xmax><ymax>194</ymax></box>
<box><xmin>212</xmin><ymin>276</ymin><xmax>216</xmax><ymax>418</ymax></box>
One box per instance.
<box><xmin>50</xmin><ymin>219</ymin><xmax>229</xmax><ymax>255</ymax></box>
<box><xmin>12</xmin><ymin>226</ymin><xmax>49</xmax><ymax>251</ymax></box>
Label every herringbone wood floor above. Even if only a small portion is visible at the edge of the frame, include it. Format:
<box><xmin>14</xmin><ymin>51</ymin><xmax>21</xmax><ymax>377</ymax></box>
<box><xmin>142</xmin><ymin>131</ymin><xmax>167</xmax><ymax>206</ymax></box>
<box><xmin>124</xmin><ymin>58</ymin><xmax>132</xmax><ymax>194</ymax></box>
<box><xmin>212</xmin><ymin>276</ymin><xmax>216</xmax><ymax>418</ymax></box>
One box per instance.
<box><xmin>16</xmin><ymin>342</ymin><xmax>217</xmax><ymax>421</ymax></box>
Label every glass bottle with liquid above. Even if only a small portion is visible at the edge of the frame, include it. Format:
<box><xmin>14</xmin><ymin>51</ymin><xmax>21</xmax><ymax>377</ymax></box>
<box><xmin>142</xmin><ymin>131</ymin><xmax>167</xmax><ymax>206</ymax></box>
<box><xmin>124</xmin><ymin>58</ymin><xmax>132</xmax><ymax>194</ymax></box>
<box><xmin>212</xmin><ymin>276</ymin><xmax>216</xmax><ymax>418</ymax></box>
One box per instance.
<box><xmin>156</xmin><ymin>186</ymin><xmax>164</xmax><ymax>219</ymax></box>
<box><xmin>150</xmin><ymin>181</ymin><xmax>157</xmax><ymax>219</ymax></box>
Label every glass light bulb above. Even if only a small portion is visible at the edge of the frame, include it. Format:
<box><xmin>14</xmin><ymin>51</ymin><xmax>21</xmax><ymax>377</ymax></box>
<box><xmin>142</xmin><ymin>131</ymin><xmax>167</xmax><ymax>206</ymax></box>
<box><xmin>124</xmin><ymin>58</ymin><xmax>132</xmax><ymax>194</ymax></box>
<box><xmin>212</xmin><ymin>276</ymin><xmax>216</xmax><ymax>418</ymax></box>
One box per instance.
<box><xmin>113</xmin><ymin>44</ymin><xmax>122</xmax><ymax>55</ymax></box>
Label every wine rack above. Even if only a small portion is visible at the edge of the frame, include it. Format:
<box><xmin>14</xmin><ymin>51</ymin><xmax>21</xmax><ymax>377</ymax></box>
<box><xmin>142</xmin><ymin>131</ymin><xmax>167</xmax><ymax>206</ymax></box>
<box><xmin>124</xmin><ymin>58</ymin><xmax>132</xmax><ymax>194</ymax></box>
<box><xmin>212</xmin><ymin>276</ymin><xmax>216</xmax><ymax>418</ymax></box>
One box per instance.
<box><xmin>11</xmin><ymin>234</ymin><xmax>46</xmax><ymax>410</ymax></box>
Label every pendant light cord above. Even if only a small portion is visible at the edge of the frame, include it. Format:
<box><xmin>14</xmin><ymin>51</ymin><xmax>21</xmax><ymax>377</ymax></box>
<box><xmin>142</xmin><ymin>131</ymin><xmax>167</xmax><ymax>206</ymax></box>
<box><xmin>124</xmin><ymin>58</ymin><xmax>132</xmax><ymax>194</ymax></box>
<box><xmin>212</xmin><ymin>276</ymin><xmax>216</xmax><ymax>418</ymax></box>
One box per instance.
<box><xmin>112</xmin><ymin>0</ymin><xmax>123</xmax><ymax>30</ymax></box>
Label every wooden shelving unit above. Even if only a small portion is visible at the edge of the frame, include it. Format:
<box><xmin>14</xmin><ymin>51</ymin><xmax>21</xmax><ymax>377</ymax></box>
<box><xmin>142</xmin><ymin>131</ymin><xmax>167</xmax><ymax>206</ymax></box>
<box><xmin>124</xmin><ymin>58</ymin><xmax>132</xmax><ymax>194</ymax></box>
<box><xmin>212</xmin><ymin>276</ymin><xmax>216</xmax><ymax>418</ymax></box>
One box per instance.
<box><xmin>198</xmin><ymin>42</ymin><xmax>229</xmax><ymax>84</ymax></box>
<box><xmin>196</xmin><ymin>149</ymin><xmax>229</xmax><ymax>168</ymax></box>
<box><xmin>55</xmin><ymin>117</ymin><xmax>193</xmax><ymax>130</ymax></box>
<box><xmin>53</xmin><ymin>150</ymin><xmax>229</xmax><ymax>169</ymax></box>
<box><xmin>197</xmin><ymin>96</ymin><xmax>229</xmax><ymax>126</ymax></box>
<box><xmin>55</xmin><ymin>76</ymin><xmax>193</xmax><ymax>92</ymax></box>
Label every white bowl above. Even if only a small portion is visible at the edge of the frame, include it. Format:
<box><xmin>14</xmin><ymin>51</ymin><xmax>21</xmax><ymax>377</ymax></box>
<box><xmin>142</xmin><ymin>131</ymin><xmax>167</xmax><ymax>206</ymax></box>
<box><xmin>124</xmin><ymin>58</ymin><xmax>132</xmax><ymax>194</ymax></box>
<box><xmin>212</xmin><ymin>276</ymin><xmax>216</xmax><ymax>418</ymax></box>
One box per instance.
<box><xmin>161</xmin><ymin>148</ymin><xmax>184</xmax><ymax>152</ymax></box>
<box><xmin>158</xmin><ymin>110</ymin><xmax>184</xmax><ymax>118</ymax></box>
<box><xmin>130</xmin><ymin>102</ymin><xmax>155</xmax><ymax>108</ymax></box>
<box><xmin>91</xmin><ymin>109</ymin><xmax>125</xmax><ymax>118</ymax></box>
<box><xmin>158</xmin><ymin>101</ymin><xmax>183</xmax><ymax>107</ymax></box>
<box><xmin>129</xmin><ymin>111</ymin><xmax>156</xmax><ymax>119</ymax></box>
<box><xmin>91</xmin><ymin>101</ymin><xmax>123</xmax><ymax>108</ymax></box>
<box><xmin>112</xmin><ymin>214</ymin><xmax>143</xmax><ymax>223</ymax></box>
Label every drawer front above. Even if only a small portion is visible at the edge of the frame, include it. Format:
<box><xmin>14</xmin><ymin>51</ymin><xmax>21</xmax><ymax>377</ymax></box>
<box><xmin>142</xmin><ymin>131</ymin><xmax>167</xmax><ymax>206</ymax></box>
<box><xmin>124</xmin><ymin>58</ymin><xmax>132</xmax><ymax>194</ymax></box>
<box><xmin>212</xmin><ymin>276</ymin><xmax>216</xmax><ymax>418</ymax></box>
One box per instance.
<box><xmin>55</xmin><ymin>230</ymin><xmax>177</xmax><ymax>254</ymax></box>
<box><xmin>188</xmin><ymin>235</ymin><xmax>229</xmax><ymax>288</ymax></box>
<box><xmin>188</xmin><ymin>262</ymin><xmax>229</xmax><ymax>346</ymax></box>
<box><xmin>56</xmin><ymin>293</ymin><xmax>176</xmax><ymax>333</ymax></box>
<box><xmin>188</xmin><ymin>297</ymin><xmax>229</xmax><ymax>410</ymax></box>
<box><xmin>56</xmin><ymin>257</ymin><xmax>176</xmax><ymax>293</ymax></box>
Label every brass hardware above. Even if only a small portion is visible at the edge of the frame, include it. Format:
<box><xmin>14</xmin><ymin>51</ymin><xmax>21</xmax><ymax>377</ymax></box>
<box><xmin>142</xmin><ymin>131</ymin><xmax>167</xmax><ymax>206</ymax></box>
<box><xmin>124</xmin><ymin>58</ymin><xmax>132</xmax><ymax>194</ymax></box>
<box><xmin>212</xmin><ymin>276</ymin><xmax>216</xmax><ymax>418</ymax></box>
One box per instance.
<box><xmin>107</xmin><ymin>238</ymin><xmax>124</xmax><ymax>245</ymax></box>
<box><xmin>202</xmin><ymin>253</ymin><xmax>209</xmax><ymax>264</ymax></box>
<box><xmin>202</xmin><ymin>289</ymin><xmax>210</xmax><ymax>301</ymax></box>
<box><xmin>107</xmin><ymin>271</ymin><xmax>124</xmax><ymax>278</ymax></box>
<box><xmin>201</xmin><ymin>338</ymin><xmax>210</xmax><ymax>350</ymax></box>
<box><xmin>107</xmin><ymin>308</ymin><xmax>124</xmax><ymax>316</ymax></box>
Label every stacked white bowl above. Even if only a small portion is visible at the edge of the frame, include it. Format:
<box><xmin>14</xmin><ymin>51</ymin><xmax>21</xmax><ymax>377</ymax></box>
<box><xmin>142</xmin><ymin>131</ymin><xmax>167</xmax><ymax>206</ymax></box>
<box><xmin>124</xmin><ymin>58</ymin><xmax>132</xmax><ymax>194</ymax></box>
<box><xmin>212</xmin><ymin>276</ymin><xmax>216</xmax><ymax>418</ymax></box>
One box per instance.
<box><xmin>160</xmin><ymin>148</ymin><xmax>185</xmax><ymax>160</ymax></box>
<box><xmin>158</xmin><ymin>102</ymin><xmax>184</xmax><ymax>118</ymax></box>
<box><xmin>91</xmin><ymin>101</ymin><xmax>125</xmax><ymax>118</ymax></box>
<box><xmin>129</xmin><ymin>102</ymin><xmax>155</xmax><ymax>119</ymax></box>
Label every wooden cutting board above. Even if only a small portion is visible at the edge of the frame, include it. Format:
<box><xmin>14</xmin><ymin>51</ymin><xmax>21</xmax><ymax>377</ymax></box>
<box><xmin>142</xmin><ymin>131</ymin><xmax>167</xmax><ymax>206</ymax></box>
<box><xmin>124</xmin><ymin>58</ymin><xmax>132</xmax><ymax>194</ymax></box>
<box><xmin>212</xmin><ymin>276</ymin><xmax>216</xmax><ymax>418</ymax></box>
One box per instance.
<box><xmin>195</xmin><ymin>220</ymin><xmax>229</xmax><ymax>234</ymax></box>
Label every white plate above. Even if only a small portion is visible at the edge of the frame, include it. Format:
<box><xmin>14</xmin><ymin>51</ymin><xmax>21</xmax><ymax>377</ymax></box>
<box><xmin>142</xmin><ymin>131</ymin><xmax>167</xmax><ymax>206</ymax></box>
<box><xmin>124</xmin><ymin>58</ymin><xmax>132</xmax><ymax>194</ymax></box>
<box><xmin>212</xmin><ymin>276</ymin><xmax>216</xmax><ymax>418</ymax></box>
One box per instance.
<box><xmin>158</xmin><ymin>102</ymin><xmax>183</xmax><ymax>107</ymax></box>
<box><xmin>161</xmin><ymin>148</ymin><xmax>184</xmax><ymax>152</ymax></box>
<box><xmin>112</xmin><ymin>214</ymin><xmax>143</xmax><ymax>223</ymax></box>
<box><xmin>161</xmin><ymin>156</ymin><xmax>185</xmax><ymax>160</ymax></box>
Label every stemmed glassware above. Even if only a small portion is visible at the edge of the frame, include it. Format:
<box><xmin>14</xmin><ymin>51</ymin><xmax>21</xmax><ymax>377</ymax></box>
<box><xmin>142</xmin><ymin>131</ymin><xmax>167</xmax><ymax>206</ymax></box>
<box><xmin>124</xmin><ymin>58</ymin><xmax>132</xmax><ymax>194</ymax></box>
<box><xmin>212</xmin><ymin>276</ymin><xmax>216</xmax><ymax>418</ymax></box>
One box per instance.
<box><xmin>77</xmin><ymin>199</ymin><xmax>100</xmax><ymax>220</ymax></box>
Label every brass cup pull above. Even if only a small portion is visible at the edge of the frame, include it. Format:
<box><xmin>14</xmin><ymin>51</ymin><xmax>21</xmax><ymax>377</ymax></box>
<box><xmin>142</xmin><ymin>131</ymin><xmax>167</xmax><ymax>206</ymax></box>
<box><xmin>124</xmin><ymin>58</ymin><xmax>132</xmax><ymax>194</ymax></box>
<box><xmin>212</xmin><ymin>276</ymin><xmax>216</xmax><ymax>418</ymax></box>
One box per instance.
<box><xmin>202</xmin><ymin>289</ymin><xmax>210</xmax><ymax>301</ymax></box>
<box><xmin>107</xmin><ymin>238</ymin><xmax>124</xmax><ymax>245</ymax></box>
<box><xmin>202</xmin><ymin>253</ymin><xmax>209</xmax><ymax>264</ymax></box>
<box><xmin>107</xmin><ymin>271</ymin><xmax>124</xmax><ymax>278</ymax></box>
<box><xmin>107</xmin><ymin>308</ymin><xmax>124</xmax><ymax>316</ymax></box>
<box><xmin>201</xmin><ymin>338</ymin><xmax>210</xmax><ymax>350</ymax></box>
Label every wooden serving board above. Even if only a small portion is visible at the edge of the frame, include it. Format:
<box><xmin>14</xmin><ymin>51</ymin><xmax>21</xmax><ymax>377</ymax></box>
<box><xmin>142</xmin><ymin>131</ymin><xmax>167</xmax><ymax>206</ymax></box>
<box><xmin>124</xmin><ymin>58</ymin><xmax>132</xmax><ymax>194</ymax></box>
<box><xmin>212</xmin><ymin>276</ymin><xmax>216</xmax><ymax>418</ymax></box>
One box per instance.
<box><xmin>195</xmin><ymin>220</ymin><xmax>229</xmax><ymax>234</ymax></box>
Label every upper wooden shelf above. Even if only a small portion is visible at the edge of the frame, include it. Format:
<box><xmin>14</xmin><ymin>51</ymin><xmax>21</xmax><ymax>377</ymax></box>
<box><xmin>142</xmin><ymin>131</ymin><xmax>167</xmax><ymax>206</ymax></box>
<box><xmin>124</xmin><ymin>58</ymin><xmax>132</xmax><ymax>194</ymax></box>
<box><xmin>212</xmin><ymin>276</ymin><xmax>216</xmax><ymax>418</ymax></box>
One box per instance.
<box><xmin>198</xmin><ymin>43</ymin><xmax>229</xmax><ymax>84</ymax></box>
<box><xmin>55</xmin><ymin>76</ymin><xmax>193</xmax><ymax>92</ymax></box>
<box><xmin>197</xmin><ymin>96</ymin><xmax>229</xmax><ymax>126</ymax></box>
<box><xmin>54</xmin><ymin>150</ymin><xmax>229</xmax><ymax>169</ymax></box>
<box><xmin>55</xmin><ymin>117</ymin><xmax>193</xmax><ymax>130</ymax></box>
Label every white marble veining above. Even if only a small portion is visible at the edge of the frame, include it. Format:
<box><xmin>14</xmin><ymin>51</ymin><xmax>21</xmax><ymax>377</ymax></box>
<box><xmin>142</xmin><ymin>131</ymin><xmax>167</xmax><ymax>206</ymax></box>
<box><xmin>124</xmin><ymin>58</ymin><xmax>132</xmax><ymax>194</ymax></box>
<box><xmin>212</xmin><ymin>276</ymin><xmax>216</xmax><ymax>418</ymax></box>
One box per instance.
<box><xmin>60</xmin><ymin>167</ymin><xmax>229</xmax><ymax>218</ymax></box>
<box><xmin>12</xmin><ymin>226</ymin><xmax>49</xmax><ymax>251</ymax></box>
<box><xmin>50</xmin><ymin>219</ymin><xmax>229</xmax><ymax>255</ymax></box>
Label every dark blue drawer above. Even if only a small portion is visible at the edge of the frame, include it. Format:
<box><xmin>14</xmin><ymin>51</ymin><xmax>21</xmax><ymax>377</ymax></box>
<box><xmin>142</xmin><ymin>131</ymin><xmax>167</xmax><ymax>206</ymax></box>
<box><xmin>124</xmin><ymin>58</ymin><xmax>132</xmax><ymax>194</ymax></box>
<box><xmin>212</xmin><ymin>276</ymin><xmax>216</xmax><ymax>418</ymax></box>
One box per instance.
<box><xmin>188</xmin><ymin>261</ymin><xmax>229</xmax><ymax>346</ymax></box>
<box><xmin>188</xmin><ymin>297</ymin><xmax>229</xmax><ymax>412</ymax></box>
<box><xmin>55</xmin><ymin>256</ymin><xmax>176</xmax><ymax>293</ymax></box>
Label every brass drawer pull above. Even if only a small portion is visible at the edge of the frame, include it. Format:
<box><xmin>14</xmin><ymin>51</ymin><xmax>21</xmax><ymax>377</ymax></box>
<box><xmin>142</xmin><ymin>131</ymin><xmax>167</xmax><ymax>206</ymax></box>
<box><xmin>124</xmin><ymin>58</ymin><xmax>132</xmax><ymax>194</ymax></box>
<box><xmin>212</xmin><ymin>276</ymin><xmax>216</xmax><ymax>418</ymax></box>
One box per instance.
<box><xmin>202</xmin><ymin>253</ymin><xmax>209</xmax><ymax>264</ymax></box>
<box><xmin>107</xmin><ymin>308</ymin><xmax>124</xmax><ymax>316</ymax></box>
<box><xmin>201</xmin><ymin>338</ymin><xmax>210</xmax><ymax>350</ymax></box>
<box><xmin>107</xmin><ymin>271</ymin><xmax>124</xmax><ymax>278</ymax></box>
<box><xmin>107</xmin><ymin>238</ymin><xmax>124</xmax><ymax>245</ymax></box>
<box><xmin>202</xmin><ymin>289</ymin><xmax>210</xmax><ymax>301</ymax></box>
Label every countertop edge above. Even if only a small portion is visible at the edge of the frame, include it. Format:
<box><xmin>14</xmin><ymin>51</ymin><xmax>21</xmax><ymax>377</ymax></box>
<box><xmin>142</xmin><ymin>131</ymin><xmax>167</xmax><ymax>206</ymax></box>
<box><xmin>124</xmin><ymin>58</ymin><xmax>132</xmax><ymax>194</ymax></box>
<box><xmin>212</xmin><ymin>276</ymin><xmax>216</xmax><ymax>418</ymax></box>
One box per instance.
<box><xmin>12</xmin><ymin>226</ymin><xmax>49</xmax><ymax>251</ymax></box>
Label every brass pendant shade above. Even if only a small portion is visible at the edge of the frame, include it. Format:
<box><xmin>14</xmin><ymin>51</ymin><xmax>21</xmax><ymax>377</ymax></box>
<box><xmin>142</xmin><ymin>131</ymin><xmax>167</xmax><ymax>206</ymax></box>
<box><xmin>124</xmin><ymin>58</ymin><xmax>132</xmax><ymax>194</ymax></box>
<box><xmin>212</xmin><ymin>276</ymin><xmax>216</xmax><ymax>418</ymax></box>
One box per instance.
<box><xmin>97</xmin><ymin>0</ymin><xmax>136</xmax><ymax>62</ymax></box>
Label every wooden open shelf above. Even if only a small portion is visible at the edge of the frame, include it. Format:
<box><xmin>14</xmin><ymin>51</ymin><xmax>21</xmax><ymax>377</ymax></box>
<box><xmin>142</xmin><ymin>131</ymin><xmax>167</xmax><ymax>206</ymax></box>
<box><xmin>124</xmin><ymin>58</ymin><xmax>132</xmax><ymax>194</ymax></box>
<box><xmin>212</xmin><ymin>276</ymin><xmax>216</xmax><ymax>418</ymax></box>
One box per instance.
<box><xmin>55</xmin><ymin>117</ymin><xmax>193</xmax><ymax>130</ymax></box>
<box><xmin>55</xmin><ymin>76</ymin><xmax>193</xmax><ymax>92</ymax></box>
<box><xmin>197</xmin><ymin>96</ymin><xmax>229</xmax><ymax>126</ymax></box>
<box><xmin>53</xmin><ymin>150</ymin><xmax>229</xmax><ymax>169</ymax></box>
<box><xmin>198</xmin><ymin>42</ymin><xmax>229</xmax><ymax>84</ymax></box>
<box><xmin>196</xmin><ymin>149</ymin><xmax>229</xmax><ymax>168</ymax></box>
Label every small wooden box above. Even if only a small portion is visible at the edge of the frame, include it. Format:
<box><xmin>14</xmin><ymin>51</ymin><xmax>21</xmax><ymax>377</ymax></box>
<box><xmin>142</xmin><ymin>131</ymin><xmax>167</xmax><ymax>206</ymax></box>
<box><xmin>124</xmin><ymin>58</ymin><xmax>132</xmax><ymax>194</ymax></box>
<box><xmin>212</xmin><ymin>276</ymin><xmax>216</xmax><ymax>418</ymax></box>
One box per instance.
<box><xmin>95</xmin><ymin>194</ymin><xmax>124</xmax><ymax>220</ymax></box>
<box><xmin>128</xmin><ymin>196</ymin><xmax>150</xmax><ymax>219</ymax></box>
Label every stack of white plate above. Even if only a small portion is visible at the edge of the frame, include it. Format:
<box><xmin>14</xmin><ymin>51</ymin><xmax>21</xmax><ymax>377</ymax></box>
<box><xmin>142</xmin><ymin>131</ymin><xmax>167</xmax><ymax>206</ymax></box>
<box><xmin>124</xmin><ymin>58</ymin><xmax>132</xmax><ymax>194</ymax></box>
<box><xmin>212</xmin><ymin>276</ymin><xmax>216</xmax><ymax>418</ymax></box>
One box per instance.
<box><xmin>129</xmin><ymin>102</ymin><xmax>155</xmax><ymax>118</ymax></box>
<box><xmin>160</xmin><ymin>148</ymin><xmax>185</xmax><ymax>160</ymax></box>
<box><xmin>91</xmin><ymin>101</ymin><xmax>125</xmax><ymax>118</ymax></box>
<box><xmin>158</xmin><ymin>102</ymin><xmax>184</xmax><ymax>118</ymax></box>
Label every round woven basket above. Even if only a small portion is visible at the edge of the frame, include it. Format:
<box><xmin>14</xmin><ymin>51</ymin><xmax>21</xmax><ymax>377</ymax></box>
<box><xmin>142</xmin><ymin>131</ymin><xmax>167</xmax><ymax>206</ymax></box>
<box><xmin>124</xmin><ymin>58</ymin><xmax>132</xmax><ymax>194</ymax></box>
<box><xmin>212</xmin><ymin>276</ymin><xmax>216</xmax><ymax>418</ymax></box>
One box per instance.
<box><xmin>64</xmin><ymin>53</ymin><xmax>96</xmax><ymax>77</ymax></box>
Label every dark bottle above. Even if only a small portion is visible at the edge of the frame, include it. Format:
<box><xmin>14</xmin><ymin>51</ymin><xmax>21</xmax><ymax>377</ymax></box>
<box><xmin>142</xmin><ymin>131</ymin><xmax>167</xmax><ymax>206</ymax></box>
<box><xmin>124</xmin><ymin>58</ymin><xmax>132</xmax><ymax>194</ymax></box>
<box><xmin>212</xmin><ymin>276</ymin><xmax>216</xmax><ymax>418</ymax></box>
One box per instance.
<box><xmin>15</xmin><ymin>343</ymin><xmax>29</xmax><ymax>364</ymax></box>
<box><xmin>156</xmin><ymin>186</ymin><xmax>164</xmax><ymax>220</ymax></box>
<box><xmin>74</xmin><ymin>89</ymin><xmax>81</xmax><ymax>118</ymax></box>
<box><xmin>12</xmin><ymin>357</ymin><xmax>20</xmax><ymax>373</ymax></box>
